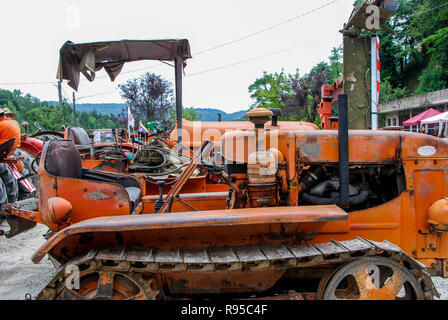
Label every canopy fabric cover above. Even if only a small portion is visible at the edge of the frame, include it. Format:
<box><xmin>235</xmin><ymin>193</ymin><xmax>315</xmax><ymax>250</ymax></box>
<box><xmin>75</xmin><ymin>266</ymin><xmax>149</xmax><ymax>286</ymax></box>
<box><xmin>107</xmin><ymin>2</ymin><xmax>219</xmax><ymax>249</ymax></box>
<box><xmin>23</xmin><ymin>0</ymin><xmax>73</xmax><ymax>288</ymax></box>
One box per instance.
<box><xmin>421</xmin><ymin>111</ymin><xmax>448</xmax><ymax>125</ymax></box>
<box><xmin>57</xmin><ymin>39</ymin><xmax>192</xmax><ymax>91</ymax></box>
<box><xmin>402</xmin><ymin>108</ymin><xmax>442</xmax><ymax>126</ymax></box>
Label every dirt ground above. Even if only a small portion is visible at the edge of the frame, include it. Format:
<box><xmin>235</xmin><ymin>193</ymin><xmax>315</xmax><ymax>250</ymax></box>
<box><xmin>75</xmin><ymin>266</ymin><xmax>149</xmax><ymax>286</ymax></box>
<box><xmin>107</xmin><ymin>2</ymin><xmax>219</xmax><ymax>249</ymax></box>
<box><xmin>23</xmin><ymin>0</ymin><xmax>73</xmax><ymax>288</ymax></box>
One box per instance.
<box><xmin>1</xmin><ymin>224</ymin><xmax>448</xmax><ymax>300</ymax></box>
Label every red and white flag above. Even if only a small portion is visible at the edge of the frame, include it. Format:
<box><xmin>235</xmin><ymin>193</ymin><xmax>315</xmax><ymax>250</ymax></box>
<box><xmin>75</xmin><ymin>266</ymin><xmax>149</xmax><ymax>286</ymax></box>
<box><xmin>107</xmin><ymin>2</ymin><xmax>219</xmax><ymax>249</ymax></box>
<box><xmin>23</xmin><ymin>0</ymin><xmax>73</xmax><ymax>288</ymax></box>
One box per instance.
<box><xmin>11</xmin><ymin>165</ymin><xmax>36</xmax><ymax>193</ymax></box>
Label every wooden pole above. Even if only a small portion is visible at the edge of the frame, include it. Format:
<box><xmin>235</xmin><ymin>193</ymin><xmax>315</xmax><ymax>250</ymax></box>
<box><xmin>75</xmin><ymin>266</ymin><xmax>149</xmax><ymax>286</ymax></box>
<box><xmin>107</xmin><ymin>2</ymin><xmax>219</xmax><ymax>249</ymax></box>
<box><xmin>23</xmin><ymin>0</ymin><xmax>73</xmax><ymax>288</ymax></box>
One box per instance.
<box><xmin>58</xmin><ymin>81</ymin><xmax>63</xmax><ymax>108</ymax></box>
<box><xmin>58</xmin><ymin>80</ymin><xmax>64</xmax><ymax>123</ymax></box>
<box><xmin>73</xmin><ymin>92</ymin><xmax>77</xmax><ymax>126</ymax></box>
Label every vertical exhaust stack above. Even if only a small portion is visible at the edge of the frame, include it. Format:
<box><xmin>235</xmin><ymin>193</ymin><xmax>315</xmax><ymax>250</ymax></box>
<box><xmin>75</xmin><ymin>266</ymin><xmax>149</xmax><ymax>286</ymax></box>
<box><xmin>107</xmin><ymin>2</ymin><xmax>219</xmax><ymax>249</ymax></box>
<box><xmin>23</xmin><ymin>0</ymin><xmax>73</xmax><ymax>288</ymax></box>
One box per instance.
<box><xmin>338</xmin><ymin>94</ymin><xmax>349</xmax><ymax>209</ymax></box>
<box><xmin>245</xmin><ymin>108</ymin><xmax>279</xmax><ymax>207</ymax></box>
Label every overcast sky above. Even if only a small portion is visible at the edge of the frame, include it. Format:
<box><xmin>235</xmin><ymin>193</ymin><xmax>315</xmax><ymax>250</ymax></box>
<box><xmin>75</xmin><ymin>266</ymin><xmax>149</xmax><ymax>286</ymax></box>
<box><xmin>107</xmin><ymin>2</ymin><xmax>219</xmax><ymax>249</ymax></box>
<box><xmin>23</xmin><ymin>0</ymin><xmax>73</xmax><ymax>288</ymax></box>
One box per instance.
<box><xmin>0</xmin><ymin>0</ymin><xmax>354</xmax><ymax>114</ymax></box>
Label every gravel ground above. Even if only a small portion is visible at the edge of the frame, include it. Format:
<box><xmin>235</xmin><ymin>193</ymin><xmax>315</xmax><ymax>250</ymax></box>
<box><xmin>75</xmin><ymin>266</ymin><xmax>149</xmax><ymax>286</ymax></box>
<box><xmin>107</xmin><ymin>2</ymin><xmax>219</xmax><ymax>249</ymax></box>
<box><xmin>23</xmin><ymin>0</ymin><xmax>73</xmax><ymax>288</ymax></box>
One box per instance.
<box><xmin>1</xmin><ymin>223</ymin><xmax>448</xmax><ymax>300</ymax></box>
<box><xmin>0</xmin><ymin>224</ymin><xmax>55</xmax><ymax>300</ymax></box>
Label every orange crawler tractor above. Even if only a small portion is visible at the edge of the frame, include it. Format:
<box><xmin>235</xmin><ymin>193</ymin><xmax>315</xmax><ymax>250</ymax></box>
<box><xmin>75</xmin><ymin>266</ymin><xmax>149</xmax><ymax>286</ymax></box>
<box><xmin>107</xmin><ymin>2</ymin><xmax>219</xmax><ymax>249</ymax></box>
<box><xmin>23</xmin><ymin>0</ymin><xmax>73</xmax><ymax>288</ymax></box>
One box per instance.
<box><xmin>2</xmin><ymin>93</ymin><xmax>448</xmax><ymax>300</ymax></box>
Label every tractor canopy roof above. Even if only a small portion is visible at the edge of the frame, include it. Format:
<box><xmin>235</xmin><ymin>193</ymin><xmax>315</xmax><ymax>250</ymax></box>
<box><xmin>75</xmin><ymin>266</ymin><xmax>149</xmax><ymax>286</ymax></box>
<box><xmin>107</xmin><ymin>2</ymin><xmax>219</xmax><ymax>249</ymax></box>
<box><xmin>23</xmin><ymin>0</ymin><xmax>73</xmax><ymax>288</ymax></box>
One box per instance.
<box><xmin>57</xmin><ymin>39</ymin><xmax>192</xmax><ymax>91</ymax></box>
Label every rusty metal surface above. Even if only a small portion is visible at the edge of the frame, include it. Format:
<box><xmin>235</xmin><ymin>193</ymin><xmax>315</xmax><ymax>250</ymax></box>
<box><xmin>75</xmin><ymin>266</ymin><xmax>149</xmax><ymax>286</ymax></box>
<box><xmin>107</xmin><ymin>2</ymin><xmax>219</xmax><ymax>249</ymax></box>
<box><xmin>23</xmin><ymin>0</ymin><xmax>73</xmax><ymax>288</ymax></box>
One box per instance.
<box><xmin>338</xmin><ymin>237</ymin><xmax>377</xmax><ymax>254</ymax></box>
<box><xmin>319</xmin><ymin>256</ymin><xmax>425</xmax><ymax>300</ymax></box>
<box><xmin>259</xmin><ymin>243</ymin><xmax>295</xmax><ymax>261</ymax></box>
<box><xmin>11</xmin><ymin>198</ymin><xmax>38</xmax><ymax>211</ymax></box>
<box><xmin>286</xmin><ymin>243</ymin><xmax>324</xmax><ymax>266</ymax></box>
<box><xmin>36</xmin><ymin>238</ymin><xmax>438</xmax><ymax>300</ymax></box>
<box><xmin>31</xmin><ymin>205</ymin><xmax>347</xmax><ymax>263</ymax></box>
<box><xmin>208</xmin><ymin>247</ymin><xmax>240</xmax><ymax>264</ymax></box>
<box><xmin>314</xmin><ymin>241</ymin><xmax>351</xmax><ymax>259</ymax></box>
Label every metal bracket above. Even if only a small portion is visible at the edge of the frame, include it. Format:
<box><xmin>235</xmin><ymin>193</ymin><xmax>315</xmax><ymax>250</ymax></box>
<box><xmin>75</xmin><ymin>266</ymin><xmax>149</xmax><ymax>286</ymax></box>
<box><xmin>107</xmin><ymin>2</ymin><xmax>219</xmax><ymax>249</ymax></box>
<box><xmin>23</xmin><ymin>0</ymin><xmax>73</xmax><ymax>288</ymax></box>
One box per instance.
<box><xmin>443</xmin><ymin>260</ymin><xmax>448</xmax><ymax>278</ymax></box>
<box><xmin>425</xmin><ymin>234</ymin><xmax>437</xmax><ymax>252</ymax></box>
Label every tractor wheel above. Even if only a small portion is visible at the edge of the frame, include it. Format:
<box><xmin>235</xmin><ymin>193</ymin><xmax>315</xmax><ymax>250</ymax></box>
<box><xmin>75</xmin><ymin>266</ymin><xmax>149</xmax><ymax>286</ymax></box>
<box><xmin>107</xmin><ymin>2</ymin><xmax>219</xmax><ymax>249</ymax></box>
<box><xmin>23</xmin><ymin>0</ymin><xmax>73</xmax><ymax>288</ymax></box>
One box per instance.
<box><xmin>54</xmin><ymin>271</ymin><xmax>159</xmax><ymax>300</ymax></box>
<box><xmin>317</xmin><ymin>257</ymin><xmax>425</xmax><ymax>300</ymax></box>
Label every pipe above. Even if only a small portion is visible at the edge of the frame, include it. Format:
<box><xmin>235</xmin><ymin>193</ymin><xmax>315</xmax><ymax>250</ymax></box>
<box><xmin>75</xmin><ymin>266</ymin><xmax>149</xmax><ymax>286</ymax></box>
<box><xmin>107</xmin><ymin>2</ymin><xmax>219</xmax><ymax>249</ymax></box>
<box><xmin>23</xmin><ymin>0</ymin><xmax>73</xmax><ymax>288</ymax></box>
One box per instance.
<box><xmin>301</xmin><ymin>190</ymin><xmax>369</xmax><ymax>206</ymax></box>
<box><xmin>338</xmin><ymin>94</ymin><xmax>349</xmax><ymax>209</ymax></box>
<box><xmin>309</xmin><ymin>179</ymin><xmax>358</xmax><ymax>197</ymax></box>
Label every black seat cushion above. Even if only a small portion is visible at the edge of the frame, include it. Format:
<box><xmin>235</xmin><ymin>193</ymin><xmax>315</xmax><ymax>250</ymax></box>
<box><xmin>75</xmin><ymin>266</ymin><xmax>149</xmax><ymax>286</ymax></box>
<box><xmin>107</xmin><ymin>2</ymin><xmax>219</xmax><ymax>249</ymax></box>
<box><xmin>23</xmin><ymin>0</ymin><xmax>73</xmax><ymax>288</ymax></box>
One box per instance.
<box><xmin>66</xmin><ymin>127</ymin><xmax>90</xmax><ymax>146</ymax></box>
<box><xmin>45</xmin><ymin>140</ymin><xmax>82</xmax><ymax>179</ymax></box>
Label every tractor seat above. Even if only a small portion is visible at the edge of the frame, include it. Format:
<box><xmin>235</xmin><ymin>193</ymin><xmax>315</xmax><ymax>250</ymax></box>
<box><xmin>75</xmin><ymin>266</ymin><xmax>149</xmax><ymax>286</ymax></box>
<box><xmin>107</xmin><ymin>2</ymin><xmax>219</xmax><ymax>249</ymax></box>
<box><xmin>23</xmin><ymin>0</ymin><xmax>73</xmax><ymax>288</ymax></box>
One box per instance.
<box><xmin>44</xmin><ymin>140</ymin><xmax>141</xmax><ymax>209</ymax></box>
<box><xmin>65</xmin><ymin>126</ymin><xmax>91</xmax><ymax>146</ymax></box>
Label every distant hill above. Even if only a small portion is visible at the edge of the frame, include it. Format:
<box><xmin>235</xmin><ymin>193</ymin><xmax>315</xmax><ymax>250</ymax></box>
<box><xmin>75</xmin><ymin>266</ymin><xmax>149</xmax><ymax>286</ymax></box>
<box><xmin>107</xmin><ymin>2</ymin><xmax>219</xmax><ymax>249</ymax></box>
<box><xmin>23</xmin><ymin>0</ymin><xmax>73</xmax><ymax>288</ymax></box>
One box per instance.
<box><xmin>193</xmin><ymin>108</ymin><xmax>247</xmax><ymax>121</ymax></box>
<box><xmin>47</xmin><ymin>101</ymin><xmax>124</xmax><ymax>115</ymax></box>
<box><xmin>47</xmin><ymin>102</ymin><xmax>247</xmax><ymax>121</ymax></box>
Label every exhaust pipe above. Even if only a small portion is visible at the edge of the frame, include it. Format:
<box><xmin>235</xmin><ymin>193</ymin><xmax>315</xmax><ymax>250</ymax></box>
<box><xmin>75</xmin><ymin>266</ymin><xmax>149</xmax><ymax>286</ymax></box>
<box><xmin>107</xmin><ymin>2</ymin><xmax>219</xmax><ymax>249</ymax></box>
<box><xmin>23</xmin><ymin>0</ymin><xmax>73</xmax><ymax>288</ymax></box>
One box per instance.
<box><xmin>338</xmin><ymin>94</ymin><xmax>349</xmax><ymax>209</ymax></box>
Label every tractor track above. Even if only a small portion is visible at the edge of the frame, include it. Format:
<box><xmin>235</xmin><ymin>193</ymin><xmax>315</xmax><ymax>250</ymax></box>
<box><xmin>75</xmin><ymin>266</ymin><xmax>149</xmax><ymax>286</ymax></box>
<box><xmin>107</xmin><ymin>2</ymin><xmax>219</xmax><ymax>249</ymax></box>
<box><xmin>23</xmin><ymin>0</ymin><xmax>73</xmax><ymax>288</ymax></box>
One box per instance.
<box><xmin>36</xmin><ymin>237</ymin><xmax>438</xmax><ymax>300</ymax></box>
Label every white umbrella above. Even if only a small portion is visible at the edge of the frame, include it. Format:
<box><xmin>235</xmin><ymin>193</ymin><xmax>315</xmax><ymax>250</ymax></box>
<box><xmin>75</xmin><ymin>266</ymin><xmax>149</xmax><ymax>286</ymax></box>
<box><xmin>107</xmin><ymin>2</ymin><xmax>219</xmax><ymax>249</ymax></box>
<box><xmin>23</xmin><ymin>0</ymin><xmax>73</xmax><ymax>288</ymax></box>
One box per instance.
<box><xmin>421</xmin><ymin>111</ymin><xmax>448</xmax><ymax>137</ymax></box>
<box><xmin>421</xmin><ymin>111</ymin><xmax>448</xmax><ymax>124</ymax></box>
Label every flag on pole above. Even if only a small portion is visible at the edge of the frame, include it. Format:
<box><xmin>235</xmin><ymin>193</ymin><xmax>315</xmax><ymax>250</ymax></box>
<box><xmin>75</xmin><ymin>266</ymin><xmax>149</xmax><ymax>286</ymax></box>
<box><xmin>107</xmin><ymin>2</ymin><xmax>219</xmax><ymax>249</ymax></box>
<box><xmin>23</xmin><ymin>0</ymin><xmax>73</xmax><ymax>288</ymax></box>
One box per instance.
<box><xmin>138</xmin><ymin>121</ymin><xmax>151</xmax><ymax>135</ymax></box>
<box><xmin>127</xmin><ymin>106</ymin><xmax>135</xmax><ymax>130</ymax></box>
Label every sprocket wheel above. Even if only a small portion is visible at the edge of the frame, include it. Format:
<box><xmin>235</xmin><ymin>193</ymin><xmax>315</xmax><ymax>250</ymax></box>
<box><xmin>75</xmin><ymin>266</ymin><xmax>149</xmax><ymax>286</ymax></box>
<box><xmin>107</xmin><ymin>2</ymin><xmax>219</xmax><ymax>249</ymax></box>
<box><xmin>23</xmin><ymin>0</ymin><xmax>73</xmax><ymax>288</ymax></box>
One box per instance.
<box><xmin>317</xmin><ymin>257</ymin><xmax>425</xmax><ymax>300</ymax></box>
<box><xmin>55</xmin><ymin>271</ymin><xmax>157</xmax><ymax>300</ymax></box>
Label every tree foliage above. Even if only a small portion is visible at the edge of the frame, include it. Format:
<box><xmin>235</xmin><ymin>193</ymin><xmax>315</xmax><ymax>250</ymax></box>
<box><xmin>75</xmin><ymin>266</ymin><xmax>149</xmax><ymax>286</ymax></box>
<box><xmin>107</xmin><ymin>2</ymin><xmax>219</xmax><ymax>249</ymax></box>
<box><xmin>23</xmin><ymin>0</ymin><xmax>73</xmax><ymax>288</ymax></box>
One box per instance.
<box><xmin>0</xmin><ymin>89</ymin><xmax>120</xmax><ymax>133</ymax></box>
<box><xmin>248</xmin><ymin>47</ymin><xmax>342</xmax><ymax>124</ymax></box>
<box><xmin>181</xmin><ymin>107</ymin><xmax>202</xmax><ymax>121</ymax></box>
<box><xmin>169</xmin><ymin>107</ymin><xmax>202</xmax><ymax>122</ymax></box>
<box><xmin>377</xmin><ymin>0</ymin><xmax>448</xmax><ymax>98</ymax></box>
<box><xmin>119</xmin><ymin>72</ymin><xmax>174</xmax><ymax>127</ymax></box>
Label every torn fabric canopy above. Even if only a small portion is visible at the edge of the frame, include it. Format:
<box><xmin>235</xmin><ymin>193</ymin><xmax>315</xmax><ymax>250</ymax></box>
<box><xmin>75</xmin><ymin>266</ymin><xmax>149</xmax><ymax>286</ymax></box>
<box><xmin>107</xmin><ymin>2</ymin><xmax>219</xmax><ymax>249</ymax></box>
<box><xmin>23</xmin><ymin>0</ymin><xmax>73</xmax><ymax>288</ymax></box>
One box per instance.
<box><xmin>56</xmin><ymin>39</ymin><xmax>192</xmax><ymax>91</ymax></box>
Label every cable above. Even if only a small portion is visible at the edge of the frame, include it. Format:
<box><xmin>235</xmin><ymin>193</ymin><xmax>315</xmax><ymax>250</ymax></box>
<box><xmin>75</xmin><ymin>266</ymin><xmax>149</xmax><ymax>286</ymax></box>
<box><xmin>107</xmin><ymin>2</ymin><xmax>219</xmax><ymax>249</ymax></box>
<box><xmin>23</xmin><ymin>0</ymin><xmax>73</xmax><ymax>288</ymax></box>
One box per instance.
<box><xmin>187</xmin><ymin>34</ymin><xmax>340</xmax><ymax>77</ymax></box>
<box><xmin>77</xmin><ymin>89</ymin><xmax>119</xmax><ymax>100</ymax></box>
<box><xmin>410</xmin><ymin>1</ymin><xmax>448</xmax><ymax>16</ymax></box>
<box><xmin>193</xmin><ymin>0</ymin><xmax>342</xmax><ymax>56</ymax></box>
<box><xmin>61</xmin><ymin>86</ymin><xmax>72</xmax><ymax>104</ymax></box>
<box><xmin>0</xmin><ymin>0</ymin><xmax>343</xmax><ymax>88</ymax></box>
<box><xmin>76</xmin><ymin>33</ymin><xmax>340</xmax><ymax>99</ymax></box>
<box><xmin>2</xmin><ymin>0</ymin><xmax>446</xmax><ymax>88</ymax></box>
<box><xmin>0</xmin><ymin>81</ymin><xmax>56</xmax><ymax>86</ymax></box>
<box><xmin>79</xmin><ymin>0</ymin><xmax>343</xmax><ymax>80</ymax></box>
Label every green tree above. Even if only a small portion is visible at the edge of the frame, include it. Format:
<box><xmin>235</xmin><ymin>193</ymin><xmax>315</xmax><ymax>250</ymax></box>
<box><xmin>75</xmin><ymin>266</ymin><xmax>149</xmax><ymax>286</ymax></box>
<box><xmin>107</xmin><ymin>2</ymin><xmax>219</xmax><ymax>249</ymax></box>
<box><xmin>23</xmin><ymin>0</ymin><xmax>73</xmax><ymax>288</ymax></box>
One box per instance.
<box><xmin>0</xmin><ymin>88</ymin><xmax>121</xmax><ymax>133</ymax></box>
<box><xmin>416</xmin><ymin>26</ymin><xmax>448</xmax><ymax>93</ymax></box>
<box><xmin>377</xmin><ymin>0</ymin><xmax>448</xmax><ymax>95</ymax></box>
<box><xmin>182</xmin><ymin>107</ymin><xmax>202</xmax><ymax>121</ymax></box>
<box><xmin>248</xmin><ymin>63</ymin><xmax>332</xmax><ymax>124</ymax></box>
<box><xmin>118</xmin><ymin>72</ymin><xmax>175</xmax><ymax>127</ymax></box>
<box><xmin>329</xmin><ymin>46</ymin><xmax>343</xmax><ymax>83</ymax></box>
<box><xmin>169</xmin><ymin>107</ymin><xmax>202</xmax><ymax>121</ymax></box>
<box><xmin>248</xmin><ymin>70</ymin><xmax>291</xmax><ymax>110</ymax></box>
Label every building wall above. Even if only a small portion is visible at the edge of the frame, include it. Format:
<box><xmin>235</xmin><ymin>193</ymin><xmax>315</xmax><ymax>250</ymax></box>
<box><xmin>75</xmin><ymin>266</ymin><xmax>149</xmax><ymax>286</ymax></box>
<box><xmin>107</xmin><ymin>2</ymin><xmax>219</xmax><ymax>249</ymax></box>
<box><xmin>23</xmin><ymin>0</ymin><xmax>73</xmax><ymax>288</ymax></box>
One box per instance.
<box><xmin>379</xmin><ymin>88</ymin><xmax>448</xmax><ymax>127</ymax></box>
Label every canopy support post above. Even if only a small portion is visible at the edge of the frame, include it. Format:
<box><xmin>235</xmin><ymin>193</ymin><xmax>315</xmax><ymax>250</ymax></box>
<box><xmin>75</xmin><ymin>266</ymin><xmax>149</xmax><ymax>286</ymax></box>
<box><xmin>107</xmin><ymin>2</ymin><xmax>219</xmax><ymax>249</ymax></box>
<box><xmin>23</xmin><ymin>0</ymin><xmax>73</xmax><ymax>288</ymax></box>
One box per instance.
<box><xmin>175</xmin><ymin>48</ymin><xmax>183</xmax><ymax>148</ymax></box>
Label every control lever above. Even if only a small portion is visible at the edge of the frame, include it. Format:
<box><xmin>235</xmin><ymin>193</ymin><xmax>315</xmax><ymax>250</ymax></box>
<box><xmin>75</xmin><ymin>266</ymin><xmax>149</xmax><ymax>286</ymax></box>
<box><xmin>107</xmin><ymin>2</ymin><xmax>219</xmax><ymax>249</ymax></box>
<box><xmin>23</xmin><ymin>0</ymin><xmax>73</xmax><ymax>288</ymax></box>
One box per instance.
<box><xmin>158</xmin><ymin>140</ymin><xmax>214</xmax><ymax>213</ymax></box>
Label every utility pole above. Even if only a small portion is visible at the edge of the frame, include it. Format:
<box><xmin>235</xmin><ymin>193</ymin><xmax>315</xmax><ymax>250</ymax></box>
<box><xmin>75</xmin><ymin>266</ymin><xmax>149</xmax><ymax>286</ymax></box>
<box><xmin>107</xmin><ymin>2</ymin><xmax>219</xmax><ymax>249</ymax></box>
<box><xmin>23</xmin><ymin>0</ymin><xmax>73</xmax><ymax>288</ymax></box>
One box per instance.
<box><xmin>58</xmin><ymin>80</ymin><xmax>63</xmax><ymax>107</ymax></box>
<box><xmin>58</xmin><ymin>80</ymin><xmax>64</xmax><ymax>123</ymax></box>
<box><xmin>73</xmin><ymin>92</ymin><xmax>77</xmax><ymax>126</ymax></box>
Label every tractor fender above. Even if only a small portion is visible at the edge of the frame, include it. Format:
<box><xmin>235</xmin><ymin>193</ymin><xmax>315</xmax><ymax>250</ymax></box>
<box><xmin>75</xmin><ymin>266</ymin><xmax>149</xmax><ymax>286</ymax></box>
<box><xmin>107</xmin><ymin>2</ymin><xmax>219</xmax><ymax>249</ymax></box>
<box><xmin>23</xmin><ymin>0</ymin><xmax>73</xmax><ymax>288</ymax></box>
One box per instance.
<box><xmin>31</xmin><ymin>205</ymin><xmax>348</xmax><ymax>264</ymax></box>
